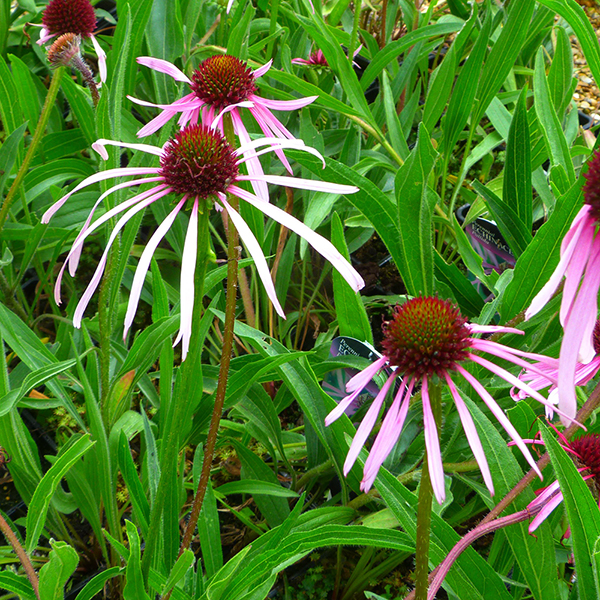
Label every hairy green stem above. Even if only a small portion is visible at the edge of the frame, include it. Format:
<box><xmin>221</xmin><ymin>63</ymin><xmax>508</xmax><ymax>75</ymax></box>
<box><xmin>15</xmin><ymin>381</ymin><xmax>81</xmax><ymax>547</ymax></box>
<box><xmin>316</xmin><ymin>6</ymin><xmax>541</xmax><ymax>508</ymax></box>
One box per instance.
<box><xmin>414</xmin><ymin>382</ymin><xmax>441</xmax><ymax>600</ymax></box>
<box><xmin>141</xmin><ymin>202</ymin><xmax>212</xmax><ymax>581</ymax></box>
<box><xmin>348</xmin><ymin>0</ymin><xmax>361</xmax><ymax>66</ymax></box>
<box><xmin>0</xmin><ymin>512</ymin><xmax>39</xmax><ymax>599</ymax></box>
<box><xmin>0</xmin><ymin>67</ymin><xmax>64</xmax><ymax>239</ymax></box>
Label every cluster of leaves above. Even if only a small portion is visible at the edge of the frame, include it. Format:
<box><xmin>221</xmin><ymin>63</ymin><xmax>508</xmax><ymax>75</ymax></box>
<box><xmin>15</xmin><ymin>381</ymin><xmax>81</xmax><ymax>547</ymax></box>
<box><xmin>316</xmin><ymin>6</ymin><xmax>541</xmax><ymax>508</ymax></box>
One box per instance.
<box><xmin>1</xmin><ymin>0</ymin><xmax>600</xmax><ymax>599</ymax></box>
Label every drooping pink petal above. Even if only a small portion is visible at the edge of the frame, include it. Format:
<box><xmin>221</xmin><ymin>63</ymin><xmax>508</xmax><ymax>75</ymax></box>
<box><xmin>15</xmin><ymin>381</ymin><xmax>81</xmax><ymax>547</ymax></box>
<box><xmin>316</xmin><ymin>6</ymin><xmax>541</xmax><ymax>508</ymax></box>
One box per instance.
<box><xmin>343</xmin><ymin>372</ymin><xmax>396</xmax><ymax>475</ymax></box>
<box><xmin>124</xmin><ymin>197</ymin><xmax>187</xmax><ymax>339</ymax></box>
<box><xmin>210</xmin><ymin>101</ymin><xmax>255</xmax><ymax>130</ymax></box>
<box><xmin>72</xmin><ymin>191</ymin><xmax>168</xmax><ymax>326</ymax></box>
<box><xmin>92</xmin><ymin>139</ymin><xmax>165</xmax><ymax>160</ymax></box>
<box><xmin>54</xmin><ymin>186</ymin><xmax>169</xmax><ymax>304</ymax></box>
<box><xmin>257</xmin><ymin>96</ymin><xmax>318</xmax><ymax>111</ymax></box>
<box><xmin>445</xmin><ymin>374</ymin><xmax>494</xmax><ymax>496</ymax></box>
<box><xmin>42</xmin><ymin>167</ymin><xmax>161</xmax><ymax>223</ymax></box>
<box><xmin>345</xmin><ymin>356</ymin><xmax>389</xmax><ymax>393</ymax></box>
<box><xmin>291</xmin><ymin>58</ymin><xmax>311</xmax><ymax>65</ymax></box>
<box><xmin>226</xmin><ymin>0</ymin><xmax>235</xmax><ymax>12</ymax></box>
<box><xmin>235</xmin><ymin>175</ymin><xmax>359</xmax><ymax>195</ymax></box>
<box><xmin>529</xmin><ymin>489</ymin><xmax>564</xmax><ymax>533</ymax></box>
<box><xmin>229</xmin><ymin>185</ymin><xmax>364</xmax><ymax>291</ymax></box>
<box><xmin>136</xmin><ymin>109</ymin><xmax>186</xmax><ymax>138</ymax></box>
<box><xmin>467</xmin><ymin>324</ymin><xmax>524</xmax><ymax>336</ymax></box>
<box><xmin>90</xmin><ymin>34</ymin><xmax>107</xmax><ymax>82</ymax></box>
<box><xmin>38</xmin><ymin>28</ymin><xmax>54</xmax><ymax>45</ymax></box>
<box><xmin>176</xmin><ymin>197</ymin><xmax>198</xmax><ymax>360</ymax></box>
<box><xmin>456</xmin><ymin>365</ymin><xmax>543</xmax><ymax>480</ymax></box>
<box><xmin>220</xmin><ymin>196</ymin><xmax>285</xmax><ymax>317</ymax></box>
<box><xmin>325</xmin><ymin>385</ymin><xmax>370</xmax><ymax>426</ymax></box>
<box><xmin>252</xmin><ymin>60</ymin><xmax>273</xmax><ymax>79</ymax></box>
<box><xmin>421</xmin><ymin>377</ymin><xmax>446</xmax><ymax>503</ymax></box>
<box><xmin>128</xmin><ymin>92</ymin><xmax>200</xmax><ymax>111</ymax></box>
<box><xmin>235</xmin><ymin>137</ymin><xmax>326</xmax><ymax>167</ymax></box>
<box><xmin>136</xmin><ymin>56</ymin><xmax>192</xmax><ymax>83</ymax></box>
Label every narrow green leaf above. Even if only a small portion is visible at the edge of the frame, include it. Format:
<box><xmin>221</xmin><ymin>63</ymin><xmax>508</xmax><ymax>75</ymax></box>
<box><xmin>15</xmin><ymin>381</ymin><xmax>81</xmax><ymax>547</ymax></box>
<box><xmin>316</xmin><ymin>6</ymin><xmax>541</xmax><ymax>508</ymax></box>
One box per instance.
<box><xmin>26</xmin><ymin>435</ymin><xmax>95</xmax><ymax>553</ymax></box>
<box><xmin>381</xmin><ymin>70</ymin><xmax>409</xmax><ymax>160</ymax></box>
<box><xmin>198</xmin><ymin>478</ymin><xmax>223</xmax><ymax>579</ymax></box>
<box><xmin>395</xmin><ymin>123</ymin><xmax>438</xmax><ymax>296</ymax></box>
<box><xmin>216</xmin><ymin>480</ymin><xmax>300</xmax><ymax>498</ymax></box>
<box><xmin>0</xmin><ymin>572</ymin><xmax>35</xmax><ymax>600</ymax></box>
<box><xmin>123</xmin><ymin>520</ymin><xmax>152</xmax><ymax>600</ymax></box>
<box><xmin>39</xmin><ymin>541</ymin><xmax>79</xmax><ymax>600</ymax></box>
<box><xmin>331</xmin><ymin>212</ymin><xmax>372</xmax><ymax>344</ymax></box>
<box><xmin>547</xmin><ymin>26</ymin><xmax>574</xmax><ymax>117</ymax></box>
<box><xmin>543</xmin><ymin>425</ymin><xmax>600</xmax><ymax>600</ymax></box>
<box><xmin>9</xmin><ymin>54</ymin><xmax>40</xmax><ymax>133</ymax></box>
<box><xmin>0</xmin><ymin>53</ymin><xmax>23</xmax><ymax>134</ymax></box>
<box><xmin>73</xmin><ymin>567</ymin><xmax>123</xmax><ymax>600</ymax></box>
<box><xmin>162</xmin><ymin>549</ymin><xmax>194</xmax><ymax>596</ymax></box>
<box><xmin>0</xmin><ymin>122</ymin><xmax>27</xmax><ymax>198</ymax></box>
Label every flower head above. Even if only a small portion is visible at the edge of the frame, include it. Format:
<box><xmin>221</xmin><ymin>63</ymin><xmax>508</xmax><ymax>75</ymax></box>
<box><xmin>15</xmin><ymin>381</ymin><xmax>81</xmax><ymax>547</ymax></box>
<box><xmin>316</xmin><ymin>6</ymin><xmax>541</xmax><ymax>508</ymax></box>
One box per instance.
<box><xmin>325</xmin><ymin>296</ymin><xmax>577</xmax><ymax>503</ymax></box>
<box><xmin>291</xmin><ymin>49</ymin><xmax>329</xmax><ymax>67</ymax></box>
<box><xmin>128</xmin><ymin>54</ymin><xmax>316</xmax><ymax>199</ymax></box>
<box><xmin>42</xmin><ymin>125</ymin><xmax>363</xmax><ymax>359</ymax></box>
<box><xmin>526</xmin><ymin>149</ymin><xmax>600</xmax><ymax>424</ymax></box>
<box><xmin>38</xmin><ymin>0</ymin><xmax>106</xmax><ymax>82</ymax></box>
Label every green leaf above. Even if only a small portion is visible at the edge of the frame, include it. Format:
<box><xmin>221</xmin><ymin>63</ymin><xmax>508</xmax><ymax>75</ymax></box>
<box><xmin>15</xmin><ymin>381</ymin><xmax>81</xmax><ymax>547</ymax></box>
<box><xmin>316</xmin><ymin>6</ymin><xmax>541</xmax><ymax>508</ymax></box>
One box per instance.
<box><xmin>500</xmin><ymin>178</ymin><xmax>582</xmax><ymax>320</ymax></box>
<box><xmin>471</xmin><ymin>180</ymin><xmax>531</xmax><ymax>258</ymax></box>
<box><xmin>39</xmin><ymin>541</ymin><xmax>79</xmax><ymax>600</ymax></box>
<box><xmin>9</xmin><ymin>54</ymin><xmax>40</xmax><ymax>133</ymax></box>
<box><xmin>26</xmin><ymin>435</ymin><xmax>95</xmax><ymax>553</ymax></box>
<box><xmin>73</xmin><ymin>567</ymin><xmax>123</xmax><ymax>600</ymax></box>
<box><xmin>216</xmin><ymin>480</ymin><xmax>300</xmax><ymax>498</ymax></box>
<box><xmin>547</xmin><ymin>26</ymin><xmax>574</xmax><ymax>117</ymax></box>
<box><xmin>123</xmin><ymin>520</ymin><xmax>152</xmax><ymax>600</ymax></box>
<box><xmin>61</xmin><ymin>65</ymin><xmax>96</xmax><ymax>145</ymax></box>
<box><xmin>533</xmin><ymin>48</ymin><xmax>575</xmax><ymax>184</ymax></box>
<box><xmin>0</xmin><ymin>122</ymin><xmax>27</xmax><ymax>198</ymax></box>
<box><xmin>0</xmin><ymin>572</ymin><xmax>36</xmax><ymax>600</ymax></box>
<box><xmin>0</xmin><ymin>53</ymin><xmax>23</xmax><ymax>134</ymax></box>
<box><xmin>198</xmin><ymin>478</ymin><xmax>223</xmax><ymax>579</ymax></box>
<box><xmin>331</xmin><ymin>212</ymin><xmax>372</xmax><ymax>344</ymax></box>
<box><xmin>162</xmin><ymin>549</ymin><xmax>194</xmax><ymax>596</ymax></box>
<box><xmin>504</xmin><ymin>87</ymin><xmax>533</xmax><ymax>232</ymax></box>
<box><xmin>543</xmin><ymin>425</ymin><xmax>600</xmax><ymax>600</ymax></box>
<box><xmin>108</xmin><ymin>6</ymin><xmax>132</xmax><ymax>142</ymax></box>
<box><xmin>473</xmin><ymin>0</ymin><xmax>536</xmax><ymax>124</ymax></box>
<box><xmin>395</xmin><ymin>123</ymin><xmax>438</xmax><ymax>296</ymax></box>
<box><xmin>227</xmin><ymin>3</ymin><xmax>256</xmax><ymax>58</ymax></box>
<box><xmin>381</xmin><ymin>70</ymin><xmax>409</xmax><ymax>160</ymax></box>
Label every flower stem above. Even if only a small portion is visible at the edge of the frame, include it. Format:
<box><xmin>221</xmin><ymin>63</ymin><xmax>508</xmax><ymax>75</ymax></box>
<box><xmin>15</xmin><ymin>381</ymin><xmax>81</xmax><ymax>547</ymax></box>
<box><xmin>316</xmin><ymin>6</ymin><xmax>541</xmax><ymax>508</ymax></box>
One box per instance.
<box><xmin>0</xmin><ymin>512</ymin><xmax>39</xmax><ymax>600</ymax></box>
<box><xmin>0</xmin><ymin>67</ymin><xmax>64</xmax><ymax>239</ymax></box>
<box><xmin>414</xmin><ymin>382</ymin><xmax>441</xmax><ymax>600</ymax></box>
<box><xmin>141</xmin><ymin>201</ymin><xmax>211</xmax><ymax>581</ymax></box>
<box><xmin>176</xmin><ymin>113</ymin><xmax>239</xmax><ymax>559</ymax></box>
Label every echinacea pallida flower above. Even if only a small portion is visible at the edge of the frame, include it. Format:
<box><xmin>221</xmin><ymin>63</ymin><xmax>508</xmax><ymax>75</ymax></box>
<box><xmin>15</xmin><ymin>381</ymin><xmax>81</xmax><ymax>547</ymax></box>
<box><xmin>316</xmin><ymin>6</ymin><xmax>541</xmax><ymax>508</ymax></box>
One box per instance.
<box><xmin>325</xmin><ymin>297</ymin><xmax>576</xmax><ymax>503</ymax></box>
<box><xmin>128</xmin><ymin>54</ymin><xmax>316</xmax><ymax>199</ymax></box>
<box><xmin>526</xmin><ymin>149</ymin><xmax>600</xmax><ymax>424</ymax></box>
<box><xmin>37</xmin><ymin>0</ymin><xmax>106</xmax><ymax>82</ymax></box>
<box><xmin>41</xmin><ymin>125</ymin><xmax>364</xmax><ymax>359</ymax></box>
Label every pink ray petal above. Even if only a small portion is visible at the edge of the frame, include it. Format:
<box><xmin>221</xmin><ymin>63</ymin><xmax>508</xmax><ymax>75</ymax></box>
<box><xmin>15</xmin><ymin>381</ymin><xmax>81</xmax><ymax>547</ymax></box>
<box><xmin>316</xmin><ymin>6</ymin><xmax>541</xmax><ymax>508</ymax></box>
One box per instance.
<box><xmin>235</xmin><ymin>175</ymin><xmax>359</xmax><ymax>195</ymax></box>
<box><xmin>421</xmin><ymin>378</ymin><xmax>446</xmax><ymax>503</ymax></box>
<box><xmin>252</xmin><ymin>60</ymin><xmax>273</xmax><ymax>79</ymax></box>
<box><xmin>247</xmin><ymin>104</ymin><xmax>295</xmax><ymax>172</ymax></box>
<box><xmin>467</xmin><ymin>324</ymin><xmax>524</xmax><ymax>336</ymax></box>
<box><xmin>177</xmin><ymin>197</ymin><xmax>198</xmax><ymax>360</ymax></box>
<box><xmin>128</xmin><ymin>92</ymin><xmax>200</xmax><ymax>111</ymax></box>
<box><xmin>235</xmin><ymin>137</ymin><xmax>325</xmax><ymax>167</ymax></box>
<box><xmin>445</xmin><ymin>374</ymin><xmax>494</xmax><ymax>496</ymax></box>
<box><xmin>456</xmin><ymin>365</ymin><xmax>543</xmax><ymax>479</ymax></box>
<box><xmin>343</xmin><ymin>372</ymin><xmax>396</xmax><ymax>475</ymax></box>
<box><xmin>92</xmin><ymin>139</ymin><xmax>165</xmax><ymax>160</ymax></box>
<box><xmin>41</xmin><ymin>167</ymin><xmax>161</xmax><ymax>223</ymax></box>
<box><xmin>257</xmin><ymin>96</ymin><xmax>318</xmax><ymax>111</ymax></box>
<box><xmin>136</xmin><ymin>109</ymin><xmax>184</xmax><ymax>138</ymax></box>
<box><xmin>291</xmin><ymin>58</ymin><xmax>311</xmax><ymax>65</ymax></box>
<box><xmin>90</xmin><ymin>34</ymin><xmax>107</xmax><ymax>82</ymax></box>
<box><xmin>137</xmin><ymin>56</ymin><xmax>191</xmax><ymax>83</ymax></box>
<box><xmin>220</xmin><ymin>196</ymin><xmax>285</xmax><ymax>317</ymax></box>
<box><xmin>124</xmin><ymin>197</ymin><xmax>187</xmax><ymax>338</ymax></box>
<box><xmin>362</xmin><ymin>378</ymin><xmax>413</xmax><ymax>491</ymax></box>
<box><xmin>210</xmin><ymin>101</ymin><xmax>255</xmax><ymax>130</ymax></box>
<box><xmin>529</xmin><ymin>490</ymin><xmax>564</xmax><ymax>533</ymax></box>
<box><xmin>38</xmin><ymin>28</ymin><xmax>55</xmax><ymax>45</ymax></box>
<box><xmin>345</xmin><ymin>356</ymin><xmax>389</xmax><ymax>393</ymax></box>
<box><xmin>229</xmin><ymin>185</ymin><xmax>364</xmax><ymax>291</ymax></box>
<box><xmin>325</xmin><ymin>385</ymin><xmax>368</xmax><ymax>426</ymax></box>
<box><xmin>72</xmin><ymin>192</ymin><xmax>166</xmax><ymax>326</ymax></box>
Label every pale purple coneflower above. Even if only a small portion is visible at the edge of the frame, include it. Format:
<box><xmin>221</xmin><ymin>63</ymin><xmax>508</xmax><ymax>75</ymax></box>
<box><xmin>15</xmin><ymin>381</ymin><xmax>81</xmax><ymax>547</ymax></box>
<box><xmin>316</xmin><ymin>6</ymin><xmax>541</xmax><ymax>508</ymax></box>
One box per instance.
<box><xmin>526</xmin><ymin>149</ymin><xmax>600</xmax><ymax>424</ymax></box>
<box><xmin>291</xmin><ymin>49</ymin><xmax>329</xmax><ymax>67</ymax></box>
<box><xmin>325</xmin><ymin>296</ymin><xmax>577</xmax><ymax>503</ymax></box>
<box><xmin>36</xmin><ymin>0</ymin><xmax>106</xmax><ymax>82</ymax></box>
<box><xmin>128</xmin><ymin>54</ymin><xmax>316</xmax><ymax>200</ymax></box>
<box><xmin>41</xmin><ymin>124</ymin><xmax>364</xmax><ymax>359</ymax></box>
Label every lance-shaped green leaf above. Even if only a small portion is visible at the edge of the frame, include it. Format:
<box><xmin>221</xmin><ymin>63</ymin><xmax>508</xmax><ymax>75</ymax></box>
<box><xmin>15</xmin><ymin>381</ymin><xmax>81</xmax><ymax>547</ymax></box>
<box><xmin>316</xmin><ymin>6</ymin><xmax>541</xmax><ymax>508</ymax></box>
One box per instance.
<box><xmin>39</xmin><ymin>541</ymin><xmax>79</xmax><ymax>600</ymax></box>
<box><xmin>504</xmin><ymin>87</ymin><xmax>533</xmax><ymax>232</ymax></box>
<box><xmin>123</xmin><ymin>520</ymin><xmax>152</xmax><ymax>600</ymax></box>
<box><xmin>395</xmin><ymin>123</ymin><xmax>438</xmax><ymax>296</ymax></box>
<box><xmin>533</xmin><ymin>47</ymin><xmax>575</xmax><ymax>184</ymax></box>
<box><xmin>0</xmin><ymin>572</ymin><xmax>35</xmax><ymax>600</ymax></box>
<box><xmin>26</xmin><ymin>435</ymin><xmax>95</xmax><ymax>553</ymax></box>
<box><xmin>543</xmin><ymin>424</ymin><xmax>600</xmax><ymax>600</ymax></box>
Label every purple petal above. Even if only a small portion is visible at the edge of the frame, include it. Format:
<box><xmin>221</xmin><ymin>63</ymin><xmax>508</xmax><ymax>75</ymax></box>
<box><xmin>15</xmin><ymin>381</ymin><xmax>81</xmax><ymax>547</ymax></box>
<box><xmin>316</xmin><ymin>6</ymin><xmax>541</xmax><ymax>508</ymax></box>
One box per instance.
<box><xmin>456</xmin><ymin>365</ymin><xmax>543</xmax><ymax>479</ymax></box>
<box><xmin>229</xmin><ymin>185</ymin><xmax>364</xmax><ymax>291</ymax></box>
<box><xmin>345</xmin><ymin>356</ymin><xmax>389</xmax><ymax>393</ymax></box>
<box><xmin>252</xmin><ymin>60</ymin><xmax>273</xmax><ymax>79</ymax></box>
<box><xmin>236</xmin><ymin>137</ymin><xmax>326</xmax><ymax>167</ymax></box>
<box><xmin>257</xmin><ymin>96</ymin><xmax>318</xmax><ymax>111</ymax></box>
<box><xmin>128</xmin><ymin>92</ymin><xmax>200</xmax><ymax>111</ymax></box>
<box><xmin>445</xmin><ymin>374</ymin><xmax>494</xmax><ymax>496</ymax></box>
<box><xmin>220</xmin><ymin>196</ymin><xmax>285</xmax><ymax>317</ymax></box>
<box><xmin>41</xmin><ymin>167</ymin><xmax>160</xmax><ymax>223</ymax></box>
<box><xmin>177</xmin><ymin>198</ymin><xmax>198</xmax><ymax>360</ymax></box>
<box><xmin>235</xmin><ymin>175</ymin><xmax>359</xmax><ymax>195</ymax></box>
<box><xmin>210</xmin><ymin>101</ymin><xmax>255</xmax><ymax>130</ymax></box>
<box><xmin>529</xmin><ymin>490</ymin><xmax>564</xmax><ymax>533</ymax></box>
<box><xmin>467</xmin><ymin>324</ymin><xmax>524</xmax><ymax>336</ymax></box>
<box><xmin>291</xmin><ymin>58</ymin><xmax>311</xmax><ymax>65</ymax></box>
<box><xmin>90</xmin><ymin>35</ymin><xmax>107</xmax><ymax>82</ymax></box>
<box><xmin>92</xmin><ymin>139</ymin><xmax>164</xmax><ymax>160</ymax></box>
<box><xmin>137</xmin><ymin>56</ymin><xmax>191</xmax><ymax>83</ymax></box>
<box><xmin>343</xmin><ymin>372</ymin><xmax>396</xmax><ymax>475</ymax></box>
<box><xmin>325</xmin><ymin>386</ymin><xmax>367</xmax><ymax>426</ymax></box>
<box><xmin>124</xmin><ymin>197</ymin><xmax>186</xmax><ymax>338</ymax></box>
<box><xmin>421</xmin><ymin>378</ymin><xmax>446</xmax><ymax>503</ymax></box>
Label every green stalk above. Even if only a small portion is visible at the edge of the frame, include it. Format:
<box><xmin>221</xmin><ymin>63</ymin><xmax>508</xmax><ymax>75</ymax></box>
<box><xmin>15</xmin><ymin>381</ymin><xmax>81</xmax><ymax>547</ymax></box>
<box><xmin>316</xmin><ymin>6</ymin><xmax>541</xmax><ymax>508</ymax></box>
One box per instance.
<box><xmin>348</xmin><ymin>0</ymin><xmax>361</xmax><ymax>68</ymax></box>
<box><xmin>141</xmin><ymin>201</ymin><xmax>212</xmax><ymax>580</ymax></box>
<box><xmin>176</xmin><ymin>113</ymin><xmax>239</xmax><ymax>559</ymax></box>
<box><xmin>414</xmin><ymin>381</ymin><xmax>441</xmax><ymax>600</ymax></box>
<box><xmin>0</xmin><ymin>67</ymin><xmax>64</xmax><ymax>239</ymax></box>
<box><xmin>266</xmin><ymin>0</ymin><xmax>281</xmax><ymax>61</ymax></box>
